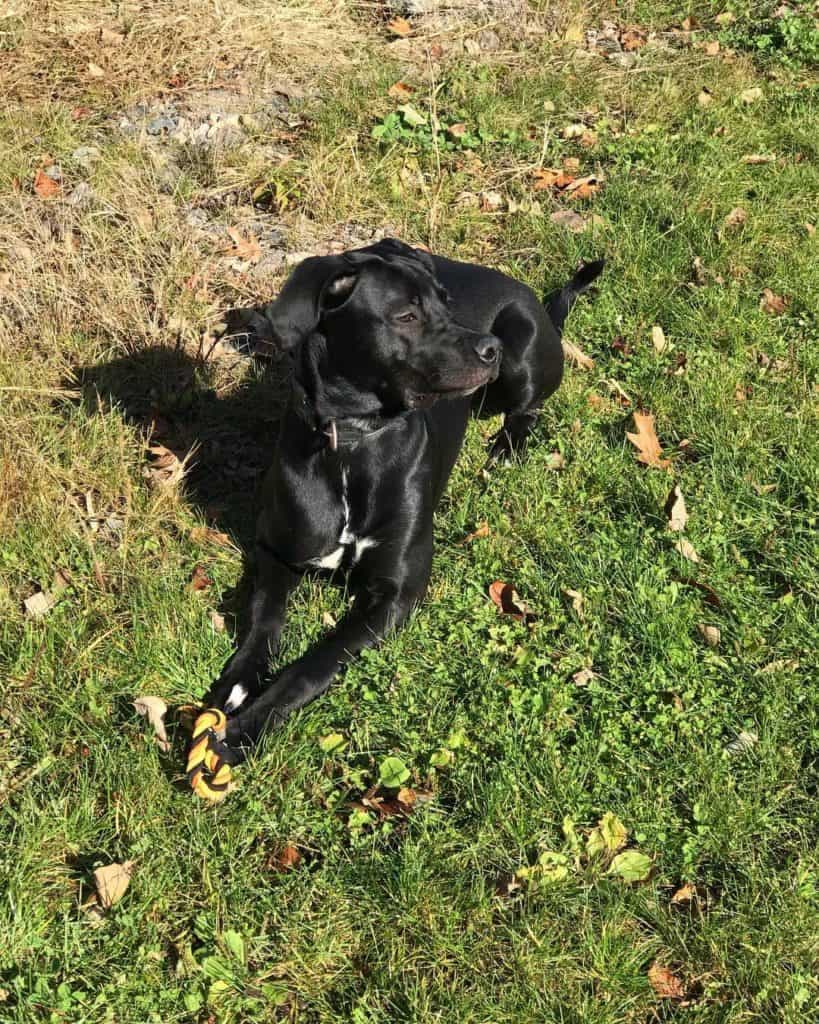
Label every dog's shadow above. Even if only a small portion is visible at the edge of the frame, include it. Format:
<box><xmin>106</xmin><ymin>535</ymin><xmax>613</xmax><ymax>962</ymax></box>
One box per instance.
<box><xmin>71</xmin><ymin>312</ymin><xmax>284</xmax><ymax>635</ymax></box>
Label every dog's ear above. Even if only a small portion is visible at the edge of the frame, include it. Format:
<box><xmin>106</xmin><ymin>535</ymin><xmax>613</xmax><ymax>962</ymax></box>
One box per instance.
<box><xmin>261</xmin><ymin>255</ymin><xmax>356</xmax><ymax>350</ymax></box>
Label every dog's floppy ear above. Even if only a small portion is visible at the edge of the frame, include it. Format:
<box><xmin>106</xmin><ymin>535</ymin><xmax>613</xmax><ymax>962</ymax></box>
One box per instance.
<box><xmin>261</xmin><ymin>255</ymin><xmax>375</xmax><ymax>350</ymax></box>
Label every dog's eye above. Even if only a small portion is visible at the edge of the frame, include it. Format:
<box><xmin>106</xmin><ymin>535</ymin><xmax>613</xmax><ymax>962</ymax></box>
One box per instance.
<box><xmin>396</xmin><ymin>311</ymin><xmax>417</xmax><ymax>324</ymax></box>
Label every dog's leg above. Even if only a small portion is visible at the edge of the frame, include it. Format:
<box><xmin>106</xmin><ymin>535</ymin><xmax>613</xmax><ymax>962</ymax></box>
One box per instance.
<box><xmin>205</xmin><ymin>545</ymin><xmax>300</xmax><ymax>714</ymax></box>
<box><xmin>215</xmin><ymin>542</ymin><xmax>432</xmax><ymax>761</ymax></box>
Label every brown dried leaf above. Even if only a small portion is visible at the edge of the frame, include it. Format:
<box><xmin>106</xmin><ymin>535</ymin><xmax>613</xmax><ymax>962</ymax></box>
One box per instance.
<box><xmin>209</xmin><ymin>610</ymin><xmax>225</xmax><ymax>633</ymax></box>
<box><xmin>387</xmin><ymin>16</ymin><xmax>412</xmax><ymax>37</ymax></box>
<box><xmin>87</xmin><ymin>62</ymin><xmax>106</xmax><ymax>79</ymax></box>
<box><xmin>697</xmin><ymin>623</ymin><xmax>721</xmax><ymax>647</ymax></box>
<box><xmin>741</xmin><ymin>153</ymin><xmax>775</xmax><ymax>164</ymax></box>
<box><xmin>143</xmin><ymin>444</ymin><xmax>188</xmax><ymax>487</ymax></box>
<box><xmin>133</xmin><ymin>696</ymin><xmax>170</xmax><ymax>753</ymax></box>
<box><xmin>388</xmin><ymin>81</ymin><xmax>414</xmax><ymax>100</ymax></box>
<box><xmin>462</xmin><ymin>522</ymin><xmax>490</xmax><ymax>544</ymax></box>
<box><xmin>190</xmin><ymin>564</ymin><xmax>212</xmax><ymax>593</ymax></box>
<box><xmin>94</xmin><ymin>861</ymin><xmax>135</xmax><ymax>909</ymax></box>
<box><xmin>674</xmin><ymin>538</ymin><xmax>701</xmax><ymax>563</ymax></box>
<box><xmin>740</xmin><ymin>87</ymin><xmax>763</xmax><ymax>104</ymax></box>
<box><xmin>648</xmin><ymin>961</ymin><xmax>686</xmax><ymax>1000</ymax></box>
<box><xmin>270</xmin><ymin>844</ymin><xmax>301</xmax><ymax>871</ymax></box>
<box><xmin>621</xmin><ymin>28</ymin><xmax>647</xmax><ymax>51</ymax></box>
<box><xmin>651</xmin><ymin>325</ymin><xmax>668</xmax><ymax>353</ymax></box>
<box><xmin>697</xmin><ymin>89</ymin><xmax>713</xmax><ymax>107</ymax></box>
<box><xmin>572</xmin><ymin>668</ymin><xmax>596</xmax><ymax>687</ymax></box>
<box><xmin>626</xmin><ymin>412</ymin><xmax>671</xmax><ymax>469</ymax></box>
<box><xmin>664</xmin><ymin>485</ymin><xmax>688</xmax><ymax>532</ymax></box>
<box><xmin>724</xmin><ymin>206</ymin><xmax>748</xmax><ymax>229</ymax></box>
<box><xmin>447</xmin><ymin>122</ymin><xmax>468</xmax><ymax>138</ymax></box>
<box><xmin>222</xmin><ymin>227</ymin><xmax>262</xmax><ymax>264</ymax></box>
<box><xmin>563</xmin><ymin>340</ymin><xmax>595</xmax><ymax>369</ymax></box>
<box><xmin>564</xmin><ymin>174</ymin><xmax>604</xmax><ymax>200</ymax></box>
<box><xmin>190</xmin><ymin>526</ymin><xmax>232</xmax><ymax>548</ymax></box>
<box><xmin>760</xmin><ymin>288</ymin><xmax>789</xmax><ymax>315</ymax></box>
<box><xmin>24</xmin><ymin>590</ymin><xmax>55</xmax><ymax>618</ymax></box>
<box><xmin>489</xmin><ymin>581</ymin><xmax>533</xmax><ymax>623</ymax></box>
<box><xmin>704</xmin><ymin>39</ymin><xmax>720</xmax><ymax>56</ymax></box>
<box><xmin>562</xmin><ymin>588</ymin><xmax>585</xmax><ymax>619</ymax></box>
<box><xmin>322</xmin><ymin>611</ymin><xmax>337</xmax><ymax>628</ymax></box>
<box><xmin>34</xmin><ymin>169</ymin><xmax>61</xmax><ymax>199</ymax></box>
<box><xmin>546</xmin><ymin>451</ymin><xmax>565</xmax><ymax>470</ymax></box>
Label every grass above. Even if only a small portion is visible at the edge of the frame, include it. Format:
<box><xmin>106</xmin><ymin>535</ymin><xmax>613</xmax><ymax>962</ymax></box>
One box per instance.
<box><xmin>1</xmin><ymin>1</ymin><xmax>818</xmax><ymax>1021</ymax></box>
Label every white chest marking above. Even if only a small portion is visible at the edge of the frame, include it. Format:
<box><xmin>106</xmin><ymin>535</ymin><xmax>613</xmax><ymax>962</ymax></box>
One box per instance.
<box><xmin>308</xmin><ymin>468</ymin><xmax>378</xmax><ymax>569</ymax></box>
<box><xmin>224</xmin><ymin>684</ymin><xmax>248</xmax><ymax>713</ymax></box>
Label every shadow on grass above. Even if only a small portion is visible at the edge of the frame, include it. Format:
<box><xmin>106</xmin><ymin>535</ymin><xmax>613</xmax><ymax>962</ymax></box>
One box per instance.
<box><xmin>68</xmin><ymin>312</ymin><xmax>285</xmax><ymax>638</ymax></box>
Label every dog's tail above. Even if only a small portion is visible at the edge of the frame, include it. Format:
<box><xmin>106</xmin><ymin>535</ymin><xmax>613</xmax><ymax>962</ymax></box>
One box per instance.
<box><xmin>546</xmin><ymin>259</ymin><xmax>605</xmax><ymax>335</ymax></box>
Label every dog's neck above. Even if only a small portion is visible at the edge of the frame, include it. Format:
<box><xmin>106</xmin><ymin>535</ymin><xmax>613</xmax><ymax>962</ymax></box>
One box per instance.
<box><xmin>289</xmin><ymin>341</ymin><xmax>400</xmax><ymax>452</ymax></box>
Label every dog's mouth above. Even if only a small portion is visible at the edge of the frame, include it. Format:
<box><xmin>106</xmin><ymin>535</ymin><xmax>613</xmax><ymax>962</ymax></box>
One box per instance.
<box><xmin>405</xmin><ymin>367</ymin><xmax>496</xmax><ymax>410</ymax></box>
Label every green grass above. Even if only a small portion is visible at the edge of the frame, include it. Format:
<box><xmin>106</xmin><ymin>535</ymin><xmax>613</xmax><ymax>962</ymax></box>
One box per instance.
<box><xmin>1</xmin><ymin>2</ymin><xmax>818</xmax><ymax>1021</ymax></box>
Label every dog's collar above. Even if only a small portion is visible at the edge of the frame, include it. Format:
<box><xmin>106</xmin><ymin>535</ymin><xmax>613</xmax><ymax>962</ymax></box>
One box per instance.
<box><xmin>290</xmin><ymin>380</ymin><xmax>396</xmax><ymax>452</ymax></box>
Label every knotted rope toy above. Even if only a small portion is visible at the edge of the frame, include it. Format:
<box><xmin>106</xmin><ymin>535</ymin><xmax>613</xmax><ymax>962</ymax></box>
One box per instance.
<box><xmin>185</xmin><ymin>708</ymin><xmax>233</xmax><ymax>802</ymax></box>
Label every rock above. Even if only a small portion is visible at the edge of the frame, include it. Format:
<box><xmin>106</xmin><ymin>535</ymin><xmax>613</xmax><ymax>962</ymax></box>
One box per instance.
<box><xmin>185</xmin><ymin>208</ymin><xmax>210</xmax><ymax>229</ymax></box>
<box><xmin>147</xmin><ymin>114</ymin><xmax>178</xmax><ymax>135</ymax></box>
<box><xmin>42</xmin><ymin>164</ymin><xmax>62</xmax><ymax>182</ymax></box>
<box><xmin>72</xmin><ymin>145</ymin><xmax>101</xmax><ymax>169</ymax></box>
<box><xmin>68</xmin><ymin>182</ymin><xmax>95</xmax><ymax>207</ymax></box>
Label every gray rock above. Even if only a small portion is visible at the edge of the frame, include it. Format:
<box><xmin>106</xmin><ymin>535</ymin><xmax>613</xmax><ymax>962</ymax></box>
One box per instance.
<box><xmin>147</xmin><ymin>115</ymin><xmax>178</xmax><ymax>135</ymax></box>
<box><xmin>68</xmin><ymin>182</ymin><xmax>95</xmax><ymax>207</ymax></box>
<box><xmin>72</xmin><ymin>145</ymin><xmax>101</xmax><ymax>168</ymax></box>
<box><xmin>42</xmin><ymin>164</ymin><xmax>61</xmax><ymax>182</ymax></box>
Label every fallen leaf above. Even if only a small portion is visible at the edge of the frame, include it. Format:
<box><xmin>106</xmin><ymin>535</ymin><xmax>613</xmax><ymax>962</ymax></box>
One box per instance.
<box><xmin>608</xmin><ymin>849</ymin><xmax>652</xmax><ymax>882</ymax></box>
<box><xmin>94</xmin><ymin>861</ymin><xmax>135</xmax><ymax>909</ymax></box>
<box><xmin>269</xmin><ymin>844</ymin><xmax>301</xmax><ymax>871</ymax></box>
<box><xmin>33</xmin><ymin>169</ymin><xmax>61</xmax><ymax>199</ymax></box>
<box><xmin>670</xmin><ymin>882</ymin><xmax>699</xmax><ymax>906</ymax></box>
<box><xmin>546</xmin><ymin>451</ymin><xmax>565</xmax><ymax>470</ymax></box>
<box><xmin>133</xmin><ymin>696</ymin><xmax>170</xmax><ymax>753</ymax></box>
<box><xmin>143</xmin><ymin>444</ymin><xmax>188</xmax><ymax>487</ymax></box>
<box><xmin>674</xmin><ymin>538</ymin><xmax>701</xmax><ymax>563</ymax></box>
<box><xmin>580</xmin><ymin>130</ymin><xmax>598</xmax><ymax>148</ymax></box>
<box><xmin>621</xmin><ymin>28</ymin><xmax>647</xmax><ymax>51</ymax></box>
<box><xmin>626</xmin><ymin>412</ymin><xmax>671</xmax><ymax>469</ymax></box>
<box><xmin>563</xmin><ymin>340</ymin><xmax>595</xmax><ymax>369</ymax></box>
<box><xmin>222</xmin><ymin>227</ymin><xmax>262</xmax><ymax>265</ymax></box>
<box><xmin>489</xmin><ymin>581</ymin><xmax>534</xmax><ymax>623</ymax></box>
<box><xmin>572</xmin><ymin>668</ymin><xmax>596</xmax><ymax>686</ymax></box>
<box><xmin>397</xmin><ymin>786</ymin><xmax>416</xmax><ymax>808</ymax></box>
<box><xmin>697</xmin><ymin>88</ymin><xmax>713</xmax><ymax>107</ymax></box>
<box><xmin>651</xmin><ymin>325</ymin><xmax>668</xmax><ymax>353</ymax></box>
<box><xmin>740</xmin><ymin>87</ymin><xmax>763</xmax><ymax>104</ymax></box>
<box><xmin>759</xmin><ymin>288</ymin><xmax>788</xmax><ymax>315</ymax></box>
<box><xmin>479</xmin><ymin>190</ymin><xmax>504</xmax><ymax>212</ymax></box>
<box><xmin>606</xmin><ymin>379</ymin><xmax>632</xmax><ymax>407</ymax></box>
<box><xmin>532</xmin><ymin>167</ymin><xmax>566</xmax><ymax>190</ymax></box>
<box><xmin>724</xmin><ymin>206</ymin><xmax>747</xmax><ymax>229</ymax></box>
<box><xmin>87</xmin><ymin>61</ymin><xmax>106</xmax><ymax>79</ymax></box>
<box><xmin>388</xmin><ymin>81</ymin><xmax>414</xmax><ymax>100</ymax></box>
<box><xmin>697</xmin><ymin>623</ymin><xmax>721</xmax><ymax>647</ymax></box>
<box><xmin>715</xmin><ymin>12</ymin><xmax>736</xmax><ymax>25</ymax></box>
<box><xmin>804</xmin><ymin>222</ymin><xmax>815</xmax><ymax>236</ymax></box>
<box><xmin>681</xmin><ymin>16</ymin><xmax>699</xmax><ymax>31</ymax></box>
<box><xmin>564</xmin><ymin>174</ymin><xmax>604</xmax><ymax>200</ymax></box>
<box><xmin>23</xmin><ymin>590</ymin><xmax>56</xmax><ymax>618</ymax></box>
<box><xmin>321</xmin><ymin>611</ymin><xmax>337</xmax><ymax>628</ymax></box>
<box><xmin>587</xmin><ymin>812</ymin><xmax>628</xmax><ymax>859</ymax></box>
<box><xmin>741</xmin><ymin>153</ymin><xmax>775</xmax><ymax>164</ymax></box>
<box><xmin>387</xmin><ymin>16</ymin><xmax>412</xmax><ymax>37</ymax></box>
<box><xmin>562</xmin><ymin>588</ymin><xmax>584</xmax><ymax>619</ymax></box>
<box><xmin>190</xmin><ymin>526</ymin><xmax>232</xmax><ymax>548</ymax></box>
<box><xmin>447</xmin><ymin>122</ymin><xmax>468</xmax><ymax>138</ymax></box>
<box><xmin>664</xmin><ymin>485</ymin><xmax>688</xmax><ymax>532</ymax></box>
<box><xmin>562</xmin><ymin>156</ymin><xmax>581</xmax><ymax>173</ymax></box>
<box><xmin>210</xmin><ymin>610</ymin><xmax>225</xmax><ymax>632</ymax></box>
<box><xmin>648</xmin><ymin>961</ymin><xmax>686</xmax><ymax>1000</ymax></box>
<box><xmin>462</xmin><ymin>522</ymin><xmax>490</xmax><ymax>544</ymax></box>
<box><xmin>562</xmin><ymin>122</ymin><xmax>586</xmax><ymax>140</ymax></box>
<box><xmin>190</xmin><ymin>564</ymin><xmax>212</xmax><ymax>593</ymax></box>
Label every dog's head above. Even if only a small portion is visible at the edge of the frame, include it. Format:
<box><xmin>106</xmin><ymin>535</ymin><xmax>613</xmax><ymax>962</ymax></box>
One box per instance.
<box><xmin>261</xmin><ymin>238</ymin><xmax>501</xmax><ymax>415</ymax></box>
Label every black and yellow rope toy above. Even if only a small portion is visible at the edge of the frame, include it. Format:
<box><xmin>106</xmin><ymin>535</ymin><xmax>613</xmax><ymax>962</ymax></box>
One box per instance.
<box><xmin>185</xmin><ymin>708</ymin><xmax>233</xmax><ymax>802</ymax></box>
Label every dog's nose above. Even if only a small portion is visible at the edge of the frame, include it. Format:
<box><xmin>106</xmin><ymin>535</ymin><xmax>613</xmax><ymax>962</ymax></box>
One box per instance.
<box><xmin>473</xmin><ymin>335</ymin><xmax>500</xmax><ymax>365</ymax></box>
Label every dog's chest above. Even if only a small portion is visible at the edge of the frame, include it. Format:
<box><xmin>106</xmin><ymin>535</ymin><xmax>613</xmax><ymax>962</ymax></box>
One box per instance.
<box><xmin>308</xmin><ymin>468</ymin><xmax>378</xmax><ymax>570</ymax></box>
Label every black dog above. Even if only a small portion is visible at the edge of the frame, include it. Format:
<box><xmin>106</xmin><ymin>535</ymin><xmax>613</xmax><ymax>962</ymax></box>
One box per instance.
<box><xmin>206</xmin><ymin>239</ymin><xmax>603</xmax><ymax>763</ymax></box>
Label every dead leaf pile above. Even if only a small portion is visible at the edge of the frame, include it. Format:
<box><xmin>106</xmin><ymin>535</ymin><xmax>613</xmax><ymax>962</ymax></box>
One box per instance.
<box><xmin>533</xmin><ymin>168</ymin><xmax>605</xmax><ymax>201</ymax></box>
<box><xmin>626</xmin><ymin>412</ymin><xmax>671</xmax><ymax>469</ymax></box>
